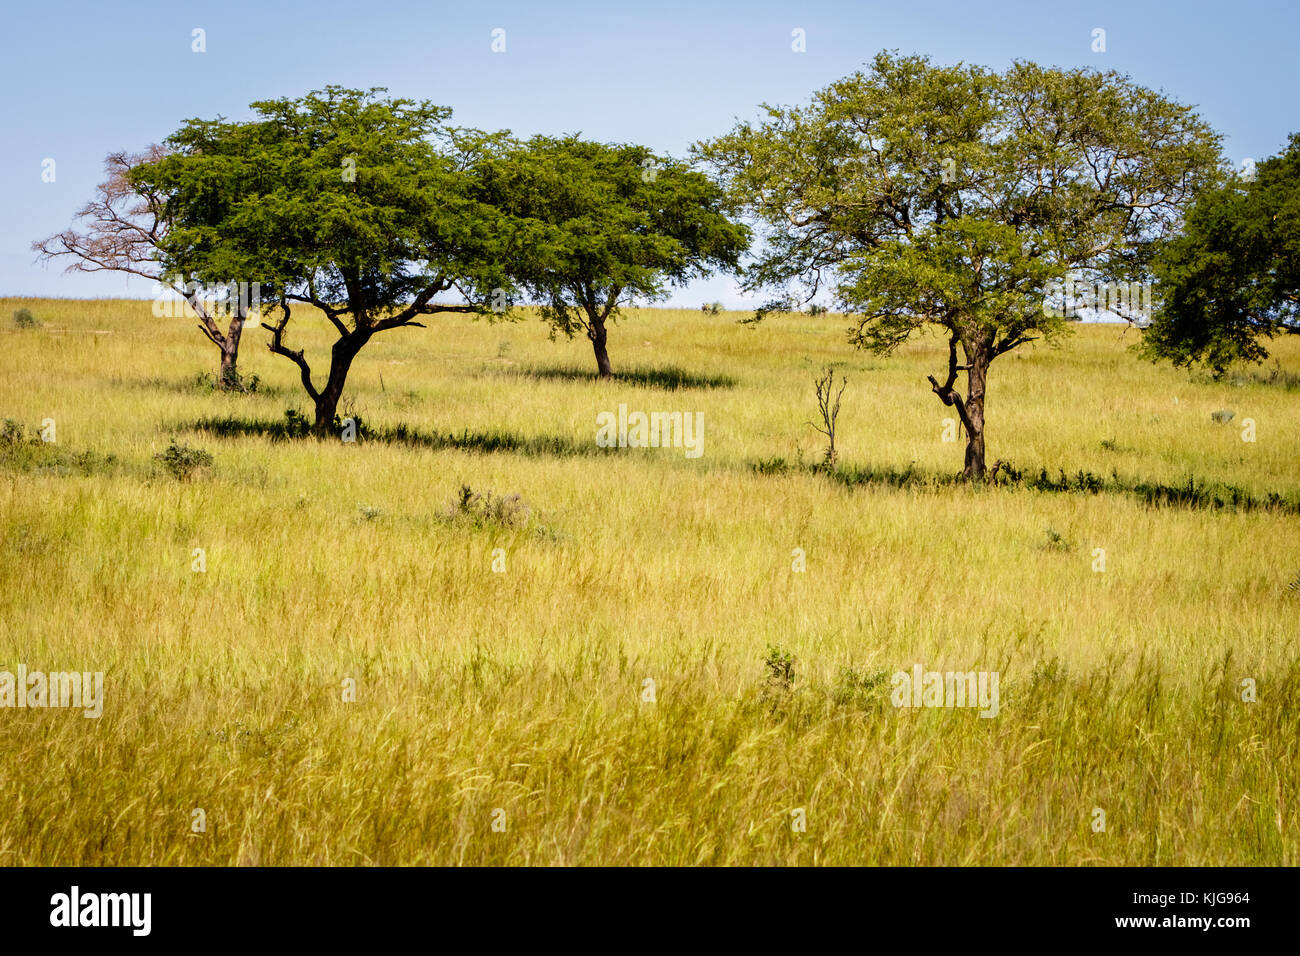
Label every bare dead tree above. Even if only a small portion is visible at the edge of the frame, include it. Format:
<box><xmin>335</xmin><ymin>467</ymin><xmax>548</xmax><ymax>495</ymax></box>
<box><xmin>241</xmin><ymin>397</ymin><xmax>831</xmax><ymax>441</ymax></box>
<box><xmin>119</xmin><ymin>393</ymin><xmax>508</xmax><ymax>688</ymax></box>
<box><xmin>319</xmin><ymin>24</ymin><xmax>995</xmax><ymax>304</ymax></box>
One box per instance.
<box><xmin>32</xmin><ymin>147</ymin><xmax>253</xmax><ymax>387</ymax></box>
<box><xmin>807</xmin><ymin>366</ymin><xmax>847</xmax><ymax>469</ymax></box>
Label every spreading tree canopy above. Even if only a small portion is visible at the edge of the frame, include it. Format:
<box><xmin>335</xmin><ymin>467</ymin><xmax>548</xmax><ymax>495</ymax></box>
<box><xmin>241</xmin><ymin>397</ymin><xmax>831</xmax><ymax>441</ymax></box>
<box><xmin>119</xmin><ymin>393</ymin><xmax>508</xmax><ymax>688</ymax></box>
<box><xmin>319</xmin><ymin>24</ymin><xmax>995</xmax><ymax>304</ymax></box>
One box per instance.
<box><xmin>697</xmin><ymin>51</ymin><xmax>1222</xmax><ymax>478</ymax></box>
<box><xmin>474</xmin><ymin>135</ymin><xmax>749</xmax><ymax>377</ymax></box>
<box><xmin>1139</xmin><ymin>133</ymin><xmax>1300</xmax><ymax>375</ymax></box>
<box><xmin>135</xmin><ymin>86</ymin><xmax>533</xmax><ymax>434</ymax></box>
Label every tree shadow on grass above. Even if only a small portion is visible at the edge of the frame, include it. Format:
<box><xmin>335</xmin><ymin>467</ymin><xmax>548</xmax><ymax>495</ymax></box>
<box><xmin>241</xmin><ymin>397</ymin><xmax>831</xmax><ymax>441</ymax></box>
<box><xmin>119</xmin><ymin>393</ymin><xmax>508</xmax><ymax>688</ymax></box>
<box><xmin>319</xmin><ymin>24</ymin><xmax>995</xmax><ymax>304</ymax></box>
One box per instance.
<box><xmin>188</xmin><ymin>414</ymin><xmax>600</xmax><ymax>459</ymax></box>
<box><xmin>503</xmin><ymin>363</ymin><xmax>736</xmax><ymax>390</ymax></box>
<box><xmin>122</xmin><ymin>373</ymin><xmax>286</xmax><ymax>397</ymax></box>
<box><xmin>751</xmin><ymin>455</ymin><xmax>1300</xmax><ymax>515</ymax></box>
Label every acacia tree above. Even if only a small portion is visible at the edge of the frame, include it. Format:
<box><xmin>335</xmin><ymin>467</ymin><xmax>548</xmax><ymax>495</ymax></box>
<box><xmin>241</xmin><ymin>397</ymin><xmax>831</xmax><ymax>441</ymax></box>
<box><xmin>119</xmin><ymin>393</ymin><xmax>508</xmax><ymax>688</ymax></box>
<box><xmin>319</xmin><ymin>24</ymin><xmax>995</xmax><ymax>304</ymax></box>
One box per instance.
<box><xmin>697</xmin><ymin>51</ymin><xmax>1221</xmax><ymax>478</ymax></box>
<box><xmin>1139</xmin><ymin>133</ymin><xmax>1300</xmax><ymax>375</ymax></box>
<box><xmin>137</xmin><ymin>87</ymin><xmax>524</xmax><ymax>435</ymax></box>
<box><xmin>475</xmin><ymin>135</ymin><xmax>748</xmax><ymax>377</ymax></box>
<box><xmin>33</xmin><ymin>147</ymin><xmax>254</xmax><ymax>387</ymax></box>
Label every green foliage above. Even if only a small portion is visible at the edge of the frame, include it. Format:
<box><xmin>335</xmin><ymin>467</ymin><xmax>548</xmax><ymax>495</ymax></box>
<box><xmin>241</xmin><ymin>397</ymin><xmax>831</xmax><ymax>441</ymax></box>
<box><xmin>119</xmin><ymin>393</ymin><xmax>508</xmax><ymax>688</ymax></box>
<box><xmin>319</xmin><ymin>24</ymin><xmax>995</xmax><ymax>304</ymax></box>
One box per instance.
<box><xmin>282</xmin><ymin>409</ymin><xmax>312</xmax><ymax>438</ymax></box>
<box><xmin>763</xmin><ymin>645</ymin><xmax>797</xmax><ymax>692</ymax></box>
<box><xmin>0</xmin><ymin>418</ymin><xmax>28</xmax><ymax>448</ymax></box>
<box><xmin>751</xmin><ymin>455</ymin><xmax>791</xmax><ymax>476</ymax></box>
<box><xmin>473</xmin><ymin>135</ymin><xmax>748</xmax><ymax>367</ymax></box>
<box><xmin>698</xmin><ymin>51</ymin><xmax>1220</xmax><ymax>349</ymax></box>
<box><xmin>0</xmin><ymin>420</ymin><xmax>116</xmax><ymax>477</ymax></box>
<box><xmin>137</xmin><ymin>87</ymin><xmax>510</xmax><ymax>311</ymax></box>
<box><xmin>131</xmin><ymin>87</ymin><xmax>532</xmax><ymax>430</ymax></box>
<box><xmin>218</xmin><ymin>367</ymin><xmax>261</xmax><ymax>393</ymax></box>
<box><xmin>278</xmin><ymin>408</ymin><xmax>363</xmax><ymax>440</ymax></box>
<box><xmin>182</xmin><ymin>369</ymin><xmax>262</xmax><ymax>393</ymax></box>
<box><xmin>697</xmin><ymin>51</ymin><xmax>1221</xmax><ymax>475</ymax></box>
<box><xmin>1140</xmin><ymin>133</ymin><xmax>1300</xmax><ymax>374</ymax></box>
<box><xmin>831</xmin><ymin>666</ymin><xmax>890</xmax><ymax>708</ymax></box>
<box><xmin>154</xmin><ymin>439</ymin><xmax>213</xmax><ymax>481</ymax></box>
<box><xmin>12</xmin><ymin>308</ymin><xmax>39</xmax><ymax>329</ymax></box>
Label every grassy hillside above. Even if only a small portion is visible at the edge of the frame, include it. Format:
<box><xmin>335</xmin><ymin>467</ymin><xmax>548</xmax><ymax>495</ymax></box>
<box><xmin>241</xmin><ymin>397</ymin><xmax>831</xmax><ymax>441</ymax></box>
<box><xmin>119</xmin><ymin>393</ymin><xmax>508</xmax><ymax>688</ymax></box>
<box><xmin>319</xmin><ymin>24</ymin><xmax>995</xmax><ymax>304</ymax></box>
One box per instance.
<box><xmin>1</xmin><ymin>297</ymin><xmax>1297</xmax><ymax>865</ymax></box>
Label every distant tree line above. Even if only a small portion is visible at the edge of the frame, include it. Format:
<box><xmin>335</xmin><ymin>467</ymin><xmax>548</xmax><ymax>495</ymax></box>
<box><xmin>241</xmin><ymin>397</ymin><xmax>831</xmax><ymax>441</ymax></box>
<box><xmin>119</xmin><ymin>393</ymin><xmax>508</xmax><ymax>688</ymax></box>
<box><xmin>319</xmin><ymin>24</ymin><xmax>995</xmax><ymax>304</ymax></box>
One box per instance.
<box><xmin>34</xmin><ymin>53</ymin><xmax>1298</xmax><ymax>475</ymax></box>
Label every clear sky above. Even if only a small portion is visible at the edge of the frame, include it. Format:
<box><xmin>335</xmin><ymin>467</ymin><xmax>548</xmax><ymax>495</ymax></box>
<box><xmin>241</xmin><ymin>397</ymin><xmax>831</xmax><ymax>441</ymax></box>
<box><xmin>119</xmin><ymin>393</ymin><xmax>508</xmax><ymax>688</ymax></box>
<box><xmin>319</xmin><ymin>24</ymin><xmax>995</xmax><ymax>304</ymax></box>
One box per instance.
<box><xmin>2</xmin><ymin>0</ymin><xmax>1296</xmax><ymax>306</ymax></box>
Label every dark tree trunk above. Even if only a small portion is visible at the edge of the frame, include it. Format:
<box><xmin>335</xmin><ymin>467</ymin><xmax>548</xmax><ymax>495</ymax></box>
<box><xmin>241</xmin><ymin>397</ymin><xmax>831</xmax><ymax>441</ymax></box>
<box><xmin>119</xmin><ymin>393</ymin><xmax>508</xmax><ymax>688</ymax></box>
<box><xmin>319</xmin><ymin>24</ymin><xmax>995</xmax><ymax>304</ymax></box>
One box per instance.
<box><xmin>192</xmin><ymin>296</ymin><xmax>246</xmax><ymax>390</ymax></box>
<box><xmin>313</xmin><ymin>331</ymin><xmax>370</xmax><ymax>436</ymax></box>
<box><xmin>589</xmin><ymin>319</ymin><xmax>612</xmax><ymax>378</ymax></box>
<box><xmin>218</xmin><ymin>314</ymin><xmax>244</xmax><ymax>388</ymax></box>
<box><xmin>962</xmin><ymin>352</ymin><xmax>989</xmax><ymax>480</ymax></box>
<box><xmin>219</xmin><ymin>346</ymin><xmax>238</xmax><ymax>387</ymax></box>
<box><xmin>929</xmin><ymin>330</ymin><xmax>992</xmax><ymax>481</ymax></box>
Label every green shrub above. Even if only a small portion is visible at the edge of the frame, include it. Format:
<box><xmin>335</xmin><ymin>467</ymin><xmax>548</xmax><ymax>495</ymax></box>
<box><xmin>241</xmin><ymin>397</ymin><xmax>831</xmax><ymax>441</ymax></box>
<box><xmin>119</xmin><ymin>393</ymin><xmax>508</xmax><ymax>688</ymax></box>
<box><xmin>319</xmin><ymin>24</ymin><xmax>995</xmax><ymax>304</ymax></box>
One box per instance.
<box><xmin>155</xmin><ymin>439</ymin><xmax>214</xmax><ymax>481</ymax></box>
<box><xmin>831</xmin><ymin>666</ymin><xmax>889</xmax><ymax>708</ymax></box>
<box><xmin>763</xmin><ymin>644</ymin><xmax>796</xmax><ymax>692</ymax></box>
<box><xmin>0</xmin><ymin>419</ymin><xmax>28</xmax><ymax>448</ymax></box>
<box><xmin>751</xmin><ymin>456</ymin><xmax>790</xmax><ymax>476</ymax></box>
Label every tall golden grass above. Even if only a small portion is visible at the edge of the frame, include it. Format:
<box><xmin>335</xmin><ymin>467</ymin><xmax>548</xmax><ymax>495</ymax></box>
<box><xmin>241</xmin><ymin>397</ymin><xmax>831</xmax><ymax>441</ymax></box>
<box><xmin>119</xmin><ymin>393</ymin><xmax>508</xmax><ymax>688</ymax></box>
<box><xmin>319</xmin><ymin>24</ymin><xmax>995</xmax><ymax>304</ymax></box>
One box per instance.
<box><xmin>0</xmin><ymin>296</ymin><xmax>1296</xmax><ymax>865</ymax></box>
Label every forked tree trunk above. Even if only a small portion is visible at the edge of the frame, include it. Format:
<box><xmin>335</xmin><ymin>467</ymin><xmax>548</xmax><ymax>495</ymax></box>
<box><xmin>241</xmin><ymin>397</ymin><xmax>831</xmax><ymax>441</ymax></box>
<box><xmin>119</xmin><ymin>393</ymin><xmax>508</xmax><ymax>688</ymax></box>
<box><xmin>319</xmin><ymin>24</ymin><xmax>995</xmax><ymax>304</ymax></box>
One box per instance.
<box><xmin>218</xmin><ymin>315</ymin><xmax>244</xmax><ymax>387</ymax></box>
<box><xmin>962</xmin><ymin>353</ymin><xmax>989</xmax><ymax>480</ymax></box>
<box><xmin>193</xmin><ymin>294</ymin><xmax>247</xmax><ymax>390</ymax></box>
<box><xmin>589</xmin><ymin>319</ymin><xmax>613</xmax><ymax>378</ymax></box>
<box><xmin>312</xmin><ymin>331</ymin><xmax>370</xmax><ymax>436</ymax></box>
<box><xmin>929</xmin><ymin>330</ymin><xmax>992</xmax><ymax>481</ymax></box>
<box><xmin>219</xmin><ymin>345</ymin><xmax>238</xmax><ymax>386</ymax></box>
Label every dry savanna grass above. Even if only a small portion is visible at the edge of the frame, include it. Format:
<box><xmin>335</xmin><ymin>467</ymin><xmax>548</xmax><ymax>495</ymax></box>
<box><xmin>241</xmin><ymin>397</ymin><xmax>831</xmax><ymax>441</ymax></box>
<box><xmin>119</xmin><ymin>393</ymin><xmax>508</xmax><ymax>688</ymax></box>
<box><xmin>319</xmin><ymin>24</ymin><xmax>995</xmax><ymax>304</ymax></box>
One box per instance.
<box><xmin>0</xmin><ymin>296</ymin><xmax>1297</xmax><ymax>865</ymax></box>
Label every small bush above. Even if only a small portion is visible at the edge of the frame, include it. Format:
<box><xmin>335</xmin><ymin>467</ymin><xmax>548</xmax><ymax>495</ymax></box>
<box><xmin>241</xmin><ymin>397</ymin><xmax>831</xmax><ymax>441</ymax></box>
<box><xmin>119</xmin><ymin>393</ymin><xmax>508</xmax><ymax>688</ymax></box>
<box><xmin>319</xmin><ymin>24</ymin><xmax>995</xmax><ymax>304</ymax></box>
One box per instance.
<box><xmin>1</xmin><ymin>419</ymin><xmax>29</xmax><ymax>449</ymax></box>
<box><xmin>282</xmin><ymin>409</ymin><xmax>312</xmax><ymax>438</ymax></box>
<box><xmin>751</xmin><ymin>456</ymin><xmax>790</xmax><ymax>476</ymax></box>
<box><xmin>182</xmin><ymin>370</ymin><xmax>263</xmax><ymax>393</ymax></box>
<box><xmin>1042</xmin><ymin>528</ymin><xmax>1071</xmax><ymax>551</ymax></box>
<box><xmin>220</xmin><ymin>369</ymin><xmax>261</xmax><ymax>393</ymax></box>
<box><xmin>155</xmin><ymin>439</ymin><xmax>214</xmax><ymax>481</ymax></box>
<box><xmin>445</xmin><ymin>484</ymin><xmax>530</xmax><ymax>529</ymax></box>
<box><xmin>831</xmin><ymin>666</ymin><xmax>889</xmax><ymax>708</ymax></box>
<box><xmin>0</xmin><ymin>420</ymin><xmax>116</xmax><ymax>477</ymax></box>
<box><xmin>760</xmin><ymin>644</ymin><xmax>798</xmax><ymax>715</ymax></box>
<box><xmin>763</xmin><ymin>645</ymin><xmax>797</xmax><ymax>692</ymax></box>
<box><xmin>12</xmin><ymin>308</ymin><xmax>39</xmax><ymax>329</ymax></box>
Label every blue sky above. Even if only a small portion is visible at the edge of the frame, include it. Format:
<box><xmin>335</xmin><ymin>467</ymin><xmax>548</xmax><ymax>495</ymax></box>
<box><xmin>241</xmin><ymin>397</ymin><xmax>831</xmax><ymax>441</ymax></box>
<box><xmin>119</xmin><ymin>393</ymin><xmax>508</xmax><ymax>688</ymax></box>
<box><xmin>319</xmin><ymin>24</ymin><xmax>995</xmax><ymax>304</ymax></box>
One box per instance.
<box><xmin>2</xmin><ymin>0</ymin><xmax>1295</xmax><ymax>306</ymax></box>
